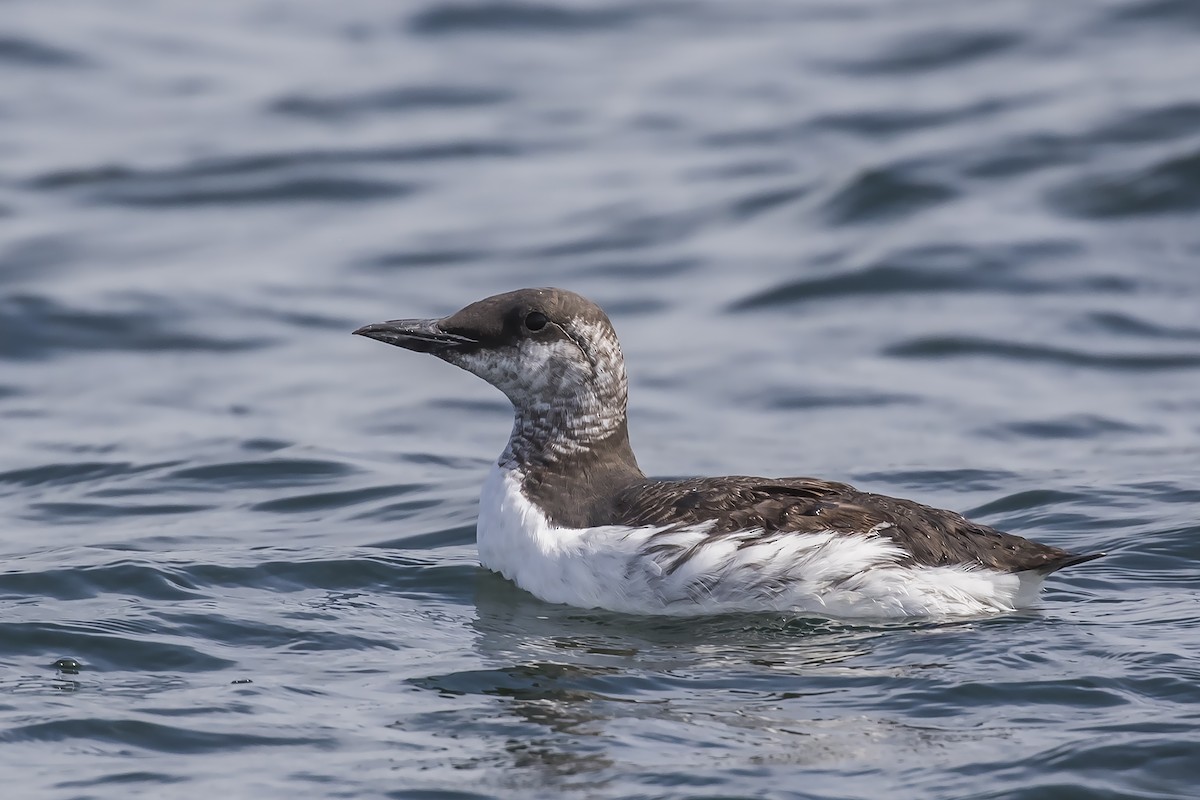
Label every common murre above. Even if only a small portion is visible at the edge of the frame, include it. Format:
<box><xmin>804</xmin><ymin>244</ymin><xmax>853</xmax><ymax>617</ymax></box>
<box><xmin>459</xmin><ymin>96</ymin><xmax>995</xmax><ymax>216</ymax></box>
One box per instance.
<box><xmin>354</xmin><ymin>287</ymin><xmax>1103</xmax><ymax>618</ymax></box>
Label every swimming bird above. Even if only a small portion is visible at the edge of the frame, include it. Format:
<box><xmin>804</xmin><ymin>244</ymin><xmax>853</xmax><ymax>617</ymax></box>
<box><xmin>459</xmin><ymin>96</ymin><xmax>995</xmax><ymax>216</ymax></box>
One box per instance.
<box><xmin>354</xmin><ymin>288</ymin><xmax>1102</xmax><ymax>618</ymax></box>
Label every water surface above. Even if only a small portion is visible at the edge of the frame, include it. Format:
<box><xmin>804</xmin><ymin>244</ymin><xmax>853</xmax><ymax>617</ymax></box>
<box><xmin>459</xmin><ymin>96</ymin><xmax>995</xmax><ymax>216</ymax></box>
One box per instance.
<box><xmin>2</xmin><ymin>1</ymin><xmax>1199</xmax><ymax>798</ymax></box>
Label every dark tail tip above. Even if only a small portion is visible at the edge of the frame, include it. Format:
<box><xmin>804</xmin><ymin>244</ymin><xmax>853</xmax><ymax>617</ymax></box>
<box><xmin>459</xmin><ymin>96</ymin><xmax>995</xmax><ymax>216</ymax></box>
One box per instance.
<box><xmin>1036</xmin><ymin>551</ymin><xmax>1106</xmax><ymax>575</ymax></box>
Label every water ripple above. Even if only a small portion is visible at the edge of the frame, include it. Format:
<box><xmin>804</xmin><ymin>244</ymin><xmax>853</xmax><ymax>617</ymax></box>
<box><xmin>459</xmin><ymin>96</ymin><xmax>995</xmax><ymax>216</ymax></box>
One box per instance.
<box><xmin>1106</xmin><ymin>0</ymin><xmax>1200</xmax><ymax>29</ymax></box>
<box><xmin>0</xmin><ymin>34</ymin><xmax>90</xmax><ymax>68</ymax></box>
<box><xmin>885</xmin><ymin>336</ymin><xmax>1200</xmax><ymax>370</ymax></box>
<box><xmin>1050</xmin><ymin>148</ymin><xmax>1200</xmax><ymax>218</ymax></box>
<box><xmin>29</xmin><ymin>143</ymin><xmax>520</xmax><ymax>189</ymax></box>
<box><xmin>1077</xmin><ymin>310</ymin><xmax>1200</xmax><ymax>340</ymax></box>
<box><xmin>158</xmin><ymin>610</ymin><xmax>400</xmax><ymax>652</ymax></box>
<box><xmin>1</xmin><ymin>718</ymin><xmax>328</xmax><ymax>753</ymax></box>
<box><xmin>251</xmin><ymin>484</ymin><xmax>421</xmax><ymax>514</ymax></box>
<box><xmin>0</xmin><ymin>562</ymin><xmax>199</xmax><ymax>602</ymax></box>
<box><xmin>408</xmin><ymin>661</ymin><xmax>645</xmax><ymax>701</ymax></box>
<box><xmin>984</xmin><ymin>414</ymin><xmax>1153</xmax><ymax>441</ymax></box>
<box><xmin>724</xmin><ymin>185</ymin><xmax>809</xmax><ymax>221</ymax></box>
<box><xmin>968</xmin><ymin>489</ymin><xmax>1088</xmax><ymax>516</ymax></box>
<box><xmin>959</xmin><ymin>132</ymin><xmax>1085</xmax><ymax>179</ymax></box>
<box><xmin>410</xmin><ymin>2</ymin><xmax>643</xmax><ymax>35</ymax></box>
<box><xmin>829</xmin><ymin>29</ymin><xmax>1022</xmax><ymax>75</ymax></box>
<box><xmin>820</xmin><ymin>165</ymin><xmax>957</xmax><ymax>225</ymax></box>
<box><xmin>1089</xmin><ymin>103</ymin><xmax>1200</xmax><ymax>145</ymax></box>
<box><xmin>55</xmin><ymin>772</ymin><xmax>184</xmax><ymax>788</ymax></box>
<box><xmin>26</xmin><ymin>141</ymin><xmax>526</xmax><ymax>207</ymax></box>
<box><xmin>809</xmin><ymin>97</ymin><xmax>1028</xmax><ymax>139</ymax></box>
<box><xmin>25</xmin><ymin>502</ymin><xmax>212</xmax><ymax>522</ymax></box>
<box><xmin>165</xmin><ymin>458</ymin><xmax>357</xmax><ymax>488</ymax></box>
<box><xmin>177</xmin><ymin>555</ymin><xmax>463</xmax><ymax>595</ymax></box>
<box><xmin>529</xmin><ymin>209</ymin><xmax>706</xmax><ymax>257</ymax></box>
<box><xmin>0</xmin><ymin>460</ymin><xmax>180</xmax><ymax>490</ymax></box>
<box><xmin>728</xmin><ymin>241</ymin><xmax>1095</xmax><ymax>311</ymax></box>
<box><xmin>0</xmin><ymin>295</ymin><xmax>258</xmax><ymax>359</ymax></box>
<box><xmin>0</xmin><ymin>621</ymin><xmax>232</xmax><ymax>671</ymax></box>
<box><xmin>271</xmin><ymin>85</ymin><xmax>513</xmax><ymax>121</ymax></box>
<box><xmin>357</xmin><ymin>248</ymin><xmax>486</xmax><ymax>271</ymax></box>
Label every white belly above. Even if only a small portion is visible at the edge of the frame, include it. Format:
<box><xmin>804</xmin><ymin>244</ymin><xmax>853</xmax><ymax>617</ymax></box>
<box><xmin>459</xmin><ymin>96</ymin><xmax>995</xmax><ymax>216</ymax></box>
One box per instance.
<box><xmin>476</xmin><ymin>464</ymin><xmax>1044</xmax><ymax>618</ymax></box>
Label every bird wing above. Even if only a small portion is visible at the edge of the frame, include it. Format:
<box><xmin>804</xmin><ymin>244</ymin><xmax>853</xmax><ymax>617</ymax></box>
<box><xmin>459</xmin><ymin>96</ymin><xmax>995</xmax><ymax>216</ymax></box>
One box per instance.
<box><xmin>611</xmin><ymin>476</ymin><xmax>1096</xmax><ymax>573</ymax></box>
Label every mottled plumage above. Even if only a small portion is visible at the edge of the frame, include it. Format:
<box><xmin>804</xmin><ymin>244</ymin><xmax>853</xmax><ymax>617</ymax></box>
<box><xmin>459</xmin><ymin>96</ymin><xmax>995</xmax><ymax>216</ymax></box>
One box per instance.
<box><xmin>355</xmin><ymin>287</ymin><xmax>1102</xmax><ymax>618</ymax></box>
<box><xmin>611</xmin><ymin>477</ymin><xmax>1098</xmax><ymax>574</ymax></box>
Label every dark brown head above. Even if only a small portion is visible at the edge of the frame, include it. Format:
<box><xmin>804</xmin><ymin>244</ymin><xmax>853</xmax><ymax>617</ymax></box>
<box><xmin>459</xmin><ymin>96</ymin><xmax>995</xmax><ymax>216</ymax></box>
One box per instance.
<box><xmin>354</xmin><ymin>288</ymin><xmax>630</xmax><ymax>445</ymax></box>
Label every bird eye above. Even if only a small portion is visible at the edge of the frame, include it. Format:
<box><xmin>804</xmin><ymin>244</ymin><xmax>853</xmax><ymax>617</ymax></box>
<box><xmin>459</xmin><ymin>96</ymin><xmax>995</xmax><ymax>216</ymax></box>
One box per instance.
<box><xmin>524</xmin><ymin>311</ymin><xmax>548</xmax><ymax>332</ymax></box>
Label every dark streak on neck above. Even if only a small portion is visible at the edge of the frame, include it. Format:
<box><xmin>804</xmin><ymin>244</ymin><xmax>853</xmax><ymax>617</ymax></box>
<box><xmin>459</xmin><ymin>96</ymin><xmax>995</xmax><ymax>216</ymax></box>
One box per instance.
<box><xmin>509</xmin><ymin>417</ymin><xmax>646</xmax><ymax>529</ymax></box>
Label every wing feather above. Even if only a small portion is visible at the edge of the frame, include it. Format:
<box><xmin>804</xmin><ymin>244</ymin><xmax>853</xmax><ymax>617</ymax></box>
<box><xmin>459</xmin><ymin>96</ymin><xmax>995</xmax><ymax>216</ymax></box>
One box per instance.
<box><xmin>611</xmin><ymin>476</ymin><xmax>1093</xmax><ymax>573</ymax></box>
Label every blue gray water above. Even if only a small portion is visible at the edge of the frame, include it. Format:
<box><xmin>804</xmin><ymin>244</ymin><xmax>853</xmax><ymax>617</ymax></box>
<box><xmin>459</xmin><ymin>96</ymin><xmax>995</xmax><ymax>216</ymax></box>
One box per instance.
<box><xmin>3</xmin><ymin>1</ymin><xmax>1199</xmax><ymax>797</ymax></box>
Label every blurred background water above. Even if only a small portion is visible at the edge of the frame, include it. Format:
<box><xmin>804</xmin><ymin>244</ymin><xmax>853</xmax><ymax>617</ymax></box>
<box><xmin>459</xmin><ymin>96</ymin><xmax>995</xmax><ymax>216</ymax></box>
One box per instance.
<box><xmin>2</xmin><ymin>1</ymin><xmax>1199</xmax><ymax>797</ymax></box>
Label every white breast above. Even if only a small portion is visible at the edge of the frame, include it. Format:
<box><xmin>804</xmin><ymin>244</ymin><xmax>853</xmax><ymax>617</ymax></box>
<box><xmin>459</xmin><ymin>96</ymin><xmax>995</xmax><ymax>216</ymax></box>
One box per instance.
<box><xmin>476</xmin><ymin>464</ymin><xmax>1045</xmax><ymax>618</ymax></box>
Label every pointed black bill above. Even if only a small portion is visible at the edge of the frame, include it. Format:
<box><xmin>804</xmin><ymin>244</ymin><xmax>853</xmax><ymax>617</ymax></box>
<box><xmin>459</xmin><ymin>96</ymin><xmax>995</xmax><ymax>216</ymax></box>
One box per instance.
<box><xmin>352</xmin><ymin>318</ymin><xmax>477</xmax><ymax>355</ymax></box>
<box><xmin>1030</xmin><ymin>550</ymin><xmax>1106</xmax><ymax>576</ymax></box>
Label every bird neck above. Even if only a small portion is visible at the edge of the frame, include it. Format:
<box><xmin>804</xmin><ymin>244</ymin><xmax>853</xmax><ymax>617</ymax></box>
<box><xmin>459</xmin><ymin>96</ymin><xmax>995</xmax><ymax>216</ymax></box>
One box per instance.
<box><xmin>502</xmin><ymin>400</ymin><xmax>641</xmax><ymax>478</ymax></box>
<box><xmin>500</xmin><ymin>410</ymin><xmax>645</xmax><ymax>529</ymax></box>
